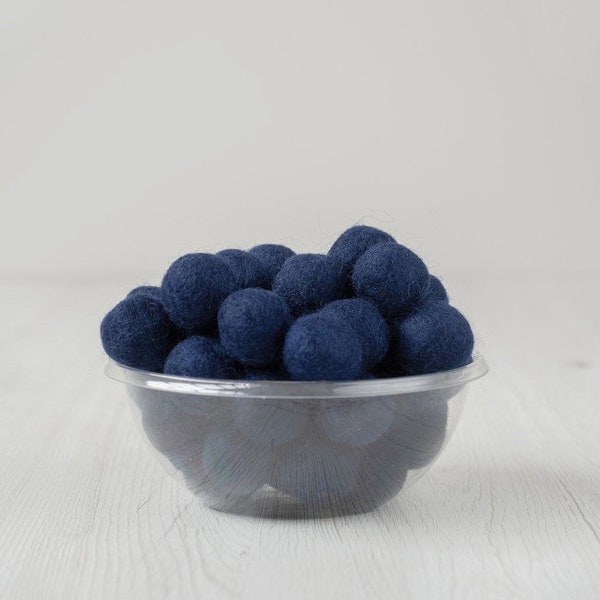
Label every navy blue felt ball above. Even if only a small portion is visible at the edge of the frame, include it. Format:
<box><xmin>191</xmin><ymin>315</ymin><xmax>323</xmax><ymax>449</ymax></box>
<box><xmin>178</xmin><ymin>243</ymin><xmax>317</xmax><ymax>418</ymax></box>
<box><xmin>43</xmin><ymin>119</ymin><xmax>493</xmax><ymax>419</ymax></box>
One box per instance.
<box><xmin>423</xmin><ymin>276</ymin><xmax>448</xmax><ymax>303</ymax></box>
<box><xmin>388</xmin><ymin>302</ymin><xmax>474</xmax><ymax>375</ymax></box>
<box><xmin>248</xmin><ymin>244</ymin><xmax>295</xmax><ymax>286</ymax></box>
<box><xmin>164</xmin><ymin>336</ymin><xmax>238</xmax><ymax>379</ymax></box>
<box><xmin>352</xmin><ymin>242</ymin><xmax>430</xmax><ymax>317</ymax></box>
<box><xmin>161</xmin><ymin>253</ymin><xmax>237</xmax><ymax>331</ymax></box>
<box><xmin>273</xmin><ymin>254</ymin><xmax>344</xmax><ymax>315</ymax></box>
<box><xmin>218</xmin><ymin>288</ymin><xmax>292</xmax><ymax>367</ymax></box>
<box><xmin>100</xmin><ymin>295</ymin><xmax>177</xmax><ymax>372</ymax></box>
<box><xmin>216</xmin><ymin>249</ymin><xmax>270</xmax><ymax>289</ymax></box>
<box><xmin>127</xmin><ymin>285</ymin><xmax>164</xmax><ymax>302</ymax></box>
<box><xmin>320</xmin><ymin>298</ymin><xmax>389</xmax><ymax>371</ymax></box>
<box><xmin>328</xmin><ymin>225</ymin><xmax>396</xmax><ymax>282</ymax></box>
<box><xmin>283</xmin><ymin>314</ymin><xmax>363</xmax><ymax>381</ymax></box>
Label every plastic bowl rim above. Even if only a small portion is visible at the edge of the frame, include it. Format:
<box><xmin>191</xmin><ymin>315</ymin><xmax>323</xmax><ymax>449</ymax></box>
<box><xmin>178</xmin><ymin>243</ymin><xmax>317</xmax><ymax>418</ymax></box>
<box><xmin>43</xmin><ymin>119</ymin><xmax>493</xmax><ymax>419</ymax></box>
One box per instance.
<box><xmin>105</xmin><ymin>352</ymin><xmax>488</xmax><ymax>399</ymax></box>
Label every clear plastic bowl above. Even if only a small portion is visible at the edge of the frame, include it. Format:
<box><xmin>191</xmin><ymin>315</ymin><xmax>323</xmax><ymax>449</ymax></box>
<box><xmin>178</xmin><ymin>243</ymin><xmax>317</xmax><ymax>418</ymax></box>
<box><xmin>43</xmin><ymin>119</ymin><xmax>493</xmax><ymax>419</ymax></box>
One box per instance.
<box><xmin>106</xmin><ymin>354</ymin><xmax>487</xmax><ymax>518</ymax></box>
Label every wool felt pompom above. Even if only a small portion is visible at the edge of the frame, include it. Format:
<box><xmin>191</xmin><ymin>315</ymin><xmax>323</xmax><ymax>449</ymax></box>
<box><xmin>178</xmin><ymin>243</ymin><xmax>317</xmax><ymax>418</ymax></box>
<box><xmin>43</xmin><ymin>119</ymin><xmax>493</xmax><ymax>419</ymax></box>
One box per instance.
<box><xmin>352</xmin><ymin>242</ymin><xmax>430</xmax><ymax>317</ymax></box>
<box><xmin>273</xmin><ymin>253</ymin><xmax>344</xmax><ymax>315</ymax></box>
<box><xmin>216</xmin><ymin>249</ymin><xmax>270</xmax><ymax>290</ymax></box>
<box><xmin>127</xmin><ymin>285</ymin><xmax>164</xmax><ymax>302</ymax></box>
<box><xmin>161</xmin><ymin>253</ymin><xmax>236</xmax><ymax>331</ymax></box>
<box><xmin>320</xmin><ymin>298</ymin><xmax>389</xmax><ymax>371</ymax></box>
<box><xmin>423</xmin><ymin>276</ymin><xmax>448</xmax><ymax>303</ymax></box>
<box><xmin>248</xmin><ymin>244</ymin><xmax>295</xmax><ymax>285</ymax></box>
<box><xmin>388</xmin><ymin>302</ymin><xmax>474</xmax><ymax>375</ymax></box>
<box><xmin>127</xmin><ymin>286</ymin><xmax>189</xmax><ymax>342</ymax></box>
<box><xmin>100</xmin><ymin>295</ymin><xmax>177</xmax><ymax>372</ymax></box>
<box><xmin>328</xmin><ymin>225</ymin><xmax>396</xmax><ymax>282</ymax></box>
<box><xmin>283</xmin><ymin>314</ymin><xmax>363</xmax><ymax>381</ymax></box>
<box><xmin>164</xmin><ymin>336</ymin><xmax>238</xmax><ymax>379</ymax></box>
<box><xmin>218</xmin><ymin>288</ymin><xmax>292</xmax><ymax>368</ymax></box>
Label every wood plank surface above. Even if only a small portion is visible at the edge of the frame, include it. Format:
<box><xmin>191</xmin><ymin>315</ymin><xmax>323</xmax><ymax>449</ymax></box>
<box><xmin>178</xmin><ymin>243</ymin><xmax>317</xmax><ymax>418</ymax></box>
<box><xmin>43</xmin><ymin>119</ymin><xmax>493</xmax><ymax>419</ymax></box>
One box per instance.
<box><xmin>1</xmin><ymin>274</ymin><xmax>599</xmax><ymax>599</ymax></box>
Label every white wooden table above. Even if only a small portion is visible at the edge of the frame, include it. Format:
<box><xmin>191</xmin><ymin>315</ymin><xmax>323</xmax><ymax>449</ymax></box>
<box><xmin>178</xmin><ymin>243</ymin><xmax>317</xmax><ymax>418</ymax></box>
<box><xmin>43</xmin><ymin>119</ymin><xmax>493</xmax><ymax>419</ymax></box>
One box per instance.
<box><xmin>1</xmin><ymin>275</ymin><xmax>599</xmax><ymax>599</ymax></box>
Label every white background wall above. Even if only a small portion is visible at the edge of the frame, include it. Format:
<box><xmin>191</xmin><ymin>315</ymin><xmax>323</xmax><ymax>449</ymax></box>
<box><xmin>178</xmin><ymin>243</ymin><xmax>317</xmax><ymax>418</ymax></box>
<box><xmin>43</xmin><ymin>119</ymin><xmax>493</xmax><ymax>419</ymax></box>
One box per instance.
<box><xmin>1</xmin><ymin>0</ymin><xmax>599</xmax><ymax>278</ymax></box>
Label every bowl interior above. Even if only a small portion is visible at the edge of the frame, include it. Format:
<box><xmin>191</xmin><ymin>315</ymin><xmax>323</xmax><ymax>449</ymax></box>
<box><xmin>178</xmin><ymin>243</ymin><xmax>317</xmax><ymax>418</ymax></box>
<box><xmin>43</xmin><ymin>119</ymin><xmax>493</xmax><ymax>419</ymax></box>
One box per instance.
<box><xmin>120</xmin><ymin>370</ymin><xmax>484</xmax><ymax>518</ymax></box>
<box><xmin>109</xmin><ymin>354</ymin><xmax>487</xmax><ymax>518</ymax></box>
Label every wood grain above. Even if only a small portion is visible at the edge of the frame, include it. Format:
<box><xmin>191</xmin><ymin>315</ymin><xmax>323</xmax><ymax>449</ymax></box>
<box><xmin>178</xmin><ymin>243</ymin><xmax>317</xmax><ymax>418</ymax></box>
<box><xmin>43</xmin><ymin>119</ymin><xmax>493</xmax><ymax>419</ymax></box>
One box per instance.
<box><xmin>1</xmin><ymin>274</ymin><xmax>599</xmax><ymax>599</ymax></box>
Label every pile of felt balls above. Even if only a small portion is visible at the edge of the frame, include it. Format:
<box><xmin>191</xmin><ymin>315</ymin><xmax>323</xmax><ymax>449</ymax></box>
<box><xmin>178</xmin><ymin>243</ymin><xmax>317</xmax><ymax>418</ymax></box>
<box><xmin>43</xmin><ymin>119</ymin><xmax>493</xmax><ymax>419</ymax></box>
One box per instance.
<box><xmin>101</xmin><ymin>225</ymin><xmax>474</xmax><ymax>381</ymax></box>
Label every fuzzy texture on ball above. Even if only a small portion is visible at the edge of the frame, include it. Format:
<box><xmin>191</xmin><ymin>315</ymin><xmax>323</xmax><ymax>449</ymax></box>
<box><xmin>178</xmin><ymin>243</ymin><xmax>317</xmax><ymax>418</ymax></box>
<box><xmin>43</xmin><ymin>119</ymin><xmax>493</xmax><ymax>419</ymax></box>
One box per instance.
<box><xmin>283</xmin><ymin>314</ymin><xmax>364</xmax><ymax>381</ymax></box>
<box><xmin>328</xmin><ymin>225</ymin><xmax>396</xmax><ymax>283</ymax></box>
<box><xmin>352</xmin><ymin>242</ymin><xmax>430</xmax><ymax>317</ymax></box>
<box><xmin>100</xmin><ymin>295</ymin><xmax>177</xmax><ymax>372</ymax></box>
<box><xmin>423</xmin><ymin>276</ymin><xmax>448</xmax><ymax>303</ymax></box>
<box><xmin>315</xmin><ymin>398</ymin><xmax>394</xmax><ymax>447</ymax></box>
<box><xmin>161</xmin><ymin>253</ymin><xmax>236</xmax><ymax>331</ymax></box>
<box><xmin>273</xmin><ymin>253</ymin><xmax>344</xmax><ymax>315</ymax></box>
<box><xmin>218</xmin><ymin>288</ymin><xmax>292</xmax><ymax>367</ymax></box>
<box><xmin>164</xmin><ymin>336</ymin><xmax>238</xmax><ymax>379</ymax></box>
<box><xmin>320</xmin><ymin>298</ymin><xmax>390</xmax><ymax>371</ymax></box>
<box><xmin>216</xmin><ymin>249</ymin><xmax>270</xmax><ymax>290</ymax></box>
<box><xmin>127</xmin><ymin>285</ymin><xmax>164</xmax><ymax>302</ymax></box>
<box><xmin>248</xmin><ymin>244</ymin><xmax>295</xmax><ymax>285</ymax></box>
<box><xmin>388</xmin><ymin>302</ymin><xmax>474</xmax><ymax>375</ymax></box>
<box><xmin>127</xmin><ymin>287</ymin><xmax>185</xmax><ymax>340</ymax></box>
